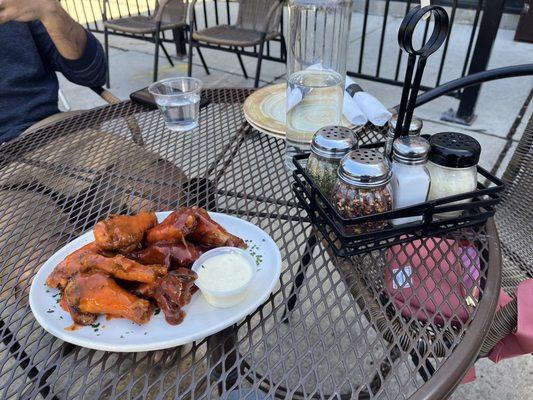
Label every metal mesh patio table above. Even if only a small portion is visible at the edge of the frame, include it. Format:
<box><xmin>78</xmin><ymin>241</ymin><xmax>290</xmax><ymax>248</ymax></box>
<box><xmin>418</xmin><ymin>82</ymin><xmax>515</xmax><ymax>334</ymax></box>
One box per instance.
<box><xmin>0</xmin><ymin>88</ymin><xmax>501</xmax><ymax>400</ymax></box>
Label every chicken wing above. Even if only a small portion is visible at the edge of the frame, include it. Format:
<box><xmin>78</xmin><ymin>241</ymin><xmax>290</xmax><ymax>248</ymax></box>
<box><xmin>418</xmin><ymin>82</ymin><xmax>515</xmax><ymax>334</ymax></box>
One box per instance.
<box><xmin>46</xmin><ymin>243</ymin><xmax>100</xmax><ymax>290</ymax></box>
<box><xmin>46</xmin><ymin>243</ymin><xmax>166</xmax><ymax>290</ymax></box>
<box><xmin>130</xmin><ymin>241</ymin><xmax>202</xmax><ymax>270</ymax></box>
<box><xmin>134</xmin><ymin>268</ymin><xmax>197</xmax><ymax>325</ymax></box>
<box><xmin>64</xmin><ymin>272</ymin><xmax>153</xmax><ymax>325</ymax></box>
<box><xmin>145</xmin><ymin>208</ymin><xmax>197</xmax><ymax>244</ymax></box>
<box><xmin>79</xmin><ymin>253</ymin><xmax>167</xmax><ymax>283</ymax></box>
<box><xmin>94</xmin><ymin>211</ymin><xmax>157</xmax><ymax>253</ymax></box>
<box><xmin>188</xmin><ymin>207</ymin><xmax>247</xmax><ymax>249</ymax></box>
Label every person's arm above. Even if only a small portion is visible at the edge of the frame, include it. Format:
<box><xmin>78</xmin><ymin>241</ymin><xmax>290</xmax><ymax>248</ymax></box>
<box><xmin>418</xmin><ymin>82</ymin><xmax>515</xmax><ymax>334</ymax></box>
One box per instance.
<box><xmin>0</xmin><ymin>0</ymin><xmax>86</xmax><ymax>59</ymax></box>
<box><xmin>0</xmin><ymin>0</ymin><xmax>107</xmax><ymax>87</ymax></box>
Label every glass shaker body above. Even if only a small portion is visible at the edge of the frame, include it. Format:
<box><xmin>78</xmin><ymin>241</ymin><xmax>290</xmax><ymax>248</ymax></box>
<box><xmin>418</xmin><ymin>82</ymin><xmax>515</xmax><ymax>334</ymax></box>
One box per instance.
<box><xmin>331</xmin><ymin>180</ymin><xmax>393</xmax><ymax>234</ymax></box>
<box><xmin>391</xmin><ymin>163</ymin><xmax>431</xmax><ymax>226</ymax></box>
<box><xmin>285</xmin><ymin>0</ymin><xmax>353</xmax><ymax>170</ymax></box>
<box><xmin>390</xmin><ymin>136</ymin><xmax>431</xmax><ymax>226</ymax></box>
<box><xmin>426</xmin><ymin>161</ymin><xmax>478</xmax><ymax>218</ymax></box>
<box><xmin>331</xmin><ymin>149</ymin><xmax>393</xmax><ymax>234</ymax></box>
<box><xmin>426</xmin><ymin>132</ymin><xmax>481</xmax><ymax>219</ymax></box>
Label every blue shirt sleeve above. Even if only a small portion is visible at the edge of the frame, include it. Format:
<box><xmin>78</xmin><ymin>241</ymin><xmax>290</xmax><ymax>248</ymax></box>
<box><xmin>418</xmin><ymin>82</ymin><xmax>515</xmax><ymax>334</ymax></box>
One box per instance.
<box><xmin>29</xmin><ymin>21</ymin><xmax>107</xmax><ymax>88</ymax></box>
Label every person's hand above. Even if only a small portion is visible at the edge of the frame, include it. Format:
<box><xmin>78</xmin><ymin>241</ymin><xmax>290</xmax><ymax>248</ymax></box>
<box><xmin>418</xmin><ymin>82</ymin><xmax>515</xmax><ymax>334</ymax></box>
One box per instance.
<box><xmin>0</xmin><ymin>0</ymin><xmax>60</xmax><ymax>24</ymax></box>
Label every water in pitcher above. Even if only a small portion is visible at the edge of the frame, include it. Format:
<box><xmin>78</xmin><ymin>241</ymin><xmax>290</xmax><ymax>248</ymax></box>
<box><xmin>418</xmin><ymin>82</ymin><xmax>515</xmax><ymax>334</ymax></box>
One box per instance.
<box><xmin>284</xmin><ymin>69</ymin><xmax>344</xmax><ymax>169</ymax></box>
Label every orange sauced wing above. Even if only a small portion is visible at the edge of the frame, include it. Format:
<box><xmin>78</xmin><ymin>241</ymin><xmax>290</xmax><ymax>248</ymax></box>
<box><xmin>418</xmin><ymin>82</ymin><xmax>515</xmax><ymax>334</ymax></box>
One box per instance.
<box><xmin>46</xmin><ymin>243</ymin><xmax>167</xmax><ymax>290</ymax></box>
<box><xmin>145</xmin><ymin>208</ymin><xmax>197</xmax><ymax>245</ymax></box>
<box><xmin>93</xmin><ymin>211</ymin><xmax>157</xmax><ymax>253</ymax></box>
<box><xmin>46</xmin><ymin>242</ymin><xmax>100</xmax><ymax>290</ymax></box>
<box><xmin>79</xmin><ymin>253</ymin><xmax>167</xmax><ymax>284</ymax></box>
<box><xmin>64</xmin><ymin>272</ymin><xmax>154</xmax><ymax>325</ymax></box>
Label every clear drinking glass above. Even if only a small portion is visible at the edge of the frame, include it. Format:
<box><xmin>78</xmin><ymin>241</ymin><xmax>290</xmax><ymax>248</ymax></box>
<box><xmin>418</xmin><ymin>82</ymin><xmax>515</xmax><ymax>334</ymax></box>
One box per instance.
<box><xmin>149</xmin><ymin>77</ymin><xmax>202</xmax><ymax>132</ymax></box>
<box><xmin>285</xmin><ymin>0</ymin><xmax>353</xmax><ymax>169</ymax></box>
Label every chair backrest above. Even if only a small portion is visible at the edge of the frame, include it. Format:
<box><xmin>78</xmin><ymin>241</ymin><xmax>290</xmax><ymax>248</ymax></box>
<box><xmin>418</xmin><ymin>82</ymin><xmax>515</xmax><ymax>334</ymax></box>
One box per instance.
<box><xmin>495</xmin><ymin>115</ymin><xmax>533</xmax><ymax>293</ymax></box>
<box><xmin>236</xmin><ymin>0</ymin><xmax>283</xmax><ymax>33</ymax></box>
<box><xmin>155</xmin><ymin>0</ymin><xmax>189</xmax><ymax>25</ymax></box>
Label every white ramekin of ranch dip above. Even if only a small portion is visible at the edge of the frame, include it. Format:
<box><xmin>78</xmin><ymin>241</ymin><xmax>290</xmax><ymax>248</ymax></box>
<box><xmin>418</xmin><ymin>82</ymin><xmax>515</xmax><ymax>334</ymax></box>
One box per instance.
<box><xmin>191</xmin><ymin>247</ymin><xmax>256</xmax><ymax>308</ymax></box>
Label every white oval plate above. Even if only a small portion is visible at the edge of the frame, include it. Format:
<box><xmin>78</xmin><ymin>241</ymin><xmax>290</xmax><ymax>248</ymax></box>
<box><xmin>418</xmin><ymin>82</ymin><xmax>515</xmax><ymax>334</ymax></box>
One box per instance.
<box><xmin>30</xmin><ymin>212</ymin><xmax>282</xmax><ymax>352</ymax></box>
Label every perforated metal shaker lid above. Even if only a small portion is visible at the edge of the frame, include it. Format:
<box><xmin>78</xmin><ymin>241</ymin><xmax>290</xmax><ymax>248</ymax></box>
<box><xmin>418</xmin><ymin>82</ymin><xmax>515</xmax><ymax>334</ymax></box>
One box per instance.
<box><xmin>310</xmin><ymin>126</ymin><xmax>357</xmax><ymax>159</ymax></box>
<box><xmin>387</xmin><ymin>114</ymin><xmax>423</xmax><ymax>135</ymax></box>
<box><xmin>392</xmin><ymin>136</ymin><xmax>430</xmax><ymax>165</ymax></box>
<box><xmin>338</xmin><ymin>149</ymin><xmax>392</xmax><ymax>187</ymax></box>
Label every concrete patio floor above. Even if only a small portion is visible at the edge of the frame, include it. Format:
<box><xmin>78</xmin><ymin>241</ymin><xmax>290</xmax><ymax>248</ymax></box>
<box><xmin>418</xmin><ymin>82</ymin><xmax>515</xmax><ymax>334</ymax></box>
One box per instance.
<box><xmin>55</xmin><ymin>10</ymin><xmax>533</xmax><ymax>400</ymax></box>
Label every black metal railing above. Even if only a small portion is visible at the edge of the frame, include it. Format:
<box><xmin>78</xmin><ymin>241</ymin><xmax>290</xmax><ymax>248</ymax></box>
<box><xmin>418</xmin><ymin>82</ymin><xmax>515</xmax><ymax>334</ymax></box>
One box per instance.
<box><xmin>60</xmin><ymin>0</ymin><xmax>512</xmax><ymax>123</ymax></box>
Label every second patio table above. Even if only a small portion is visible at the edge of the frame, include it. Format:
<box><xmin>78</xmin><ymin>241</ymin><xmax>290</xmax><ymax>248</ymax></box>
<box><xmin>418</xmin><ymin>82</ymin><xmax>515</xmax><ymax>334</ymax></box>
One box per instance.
<box><xmin>0</xmin><ymin>88</ymin><xmax>501</xmax><ymax>400</ymax></box>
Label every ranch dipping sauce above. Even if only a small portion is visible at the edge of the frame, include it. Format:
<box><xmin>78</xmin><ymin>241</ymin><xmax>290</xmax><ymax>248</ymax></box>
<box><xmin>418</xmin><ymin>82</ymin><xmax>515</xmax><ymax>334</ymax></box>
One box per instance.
<box><xmin>192</xmin><ymin>247</ymin><xmax>256</xmax><ymax>308</ymax></box>
<box><xmin>197</xmin><ymin>253</ymin><xmax>253</xmax><ymax>292</ymax></box>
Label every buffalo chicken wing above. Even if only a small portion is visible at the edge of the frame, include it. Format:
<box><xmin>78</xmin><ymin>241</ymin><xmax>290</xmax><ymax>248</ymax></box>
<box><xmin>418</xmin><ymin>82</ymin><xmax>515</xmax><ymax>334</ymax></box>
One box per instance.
<box><xmin>64</xmin><ymin>272</ymin><xmax>153</xmax><ymax>325</ymax></box>
<box><xmin>45</xmin><ymin>206</ymin><xmax>248</xmax><ymax>328</ymax></box>
<box><xmin>46</xmin><ymin>243</ymin><xmax>166</xmax><ymax>290</ymax></box>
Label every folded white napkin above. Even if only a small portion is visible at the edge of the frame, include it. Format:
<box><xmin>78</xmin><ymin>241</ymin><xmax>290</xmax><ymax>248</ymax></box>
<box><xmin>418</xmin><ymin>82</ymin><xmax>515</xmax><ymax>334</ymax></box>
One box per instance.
<box><xmin>345</xmin><ymin>76</ymin><xmax>392</xmax><ymax>127</ymax></box>
<box><xmin>286</xmin><ymin>65</ymin><xmax>390</xmax><ymax>127</ymax></box>
<box><xmin>343</xmin><ymin>93</ymin><xmax>368</xmax><ymax>126</ymax></box>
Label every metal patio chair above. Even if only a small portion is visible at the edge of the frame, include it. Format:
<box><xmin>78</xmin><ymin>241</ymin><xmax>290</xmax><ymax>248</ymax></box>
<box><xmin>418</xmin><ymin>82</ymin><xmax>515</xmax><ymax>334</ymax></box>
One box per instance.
<box><xmin>187</xmin><ymin>0</ymin><xmax>286</xmax><ymax>88</ymax></box>
<box><xmin>102</xmin><ymin>0</ymin><xmax>189</xmax><ymax>85</ymax></box>
<box><xmin>477</xmin><ymin>110</ymin><xmax>532</xmax><ymax>357</ymax></box>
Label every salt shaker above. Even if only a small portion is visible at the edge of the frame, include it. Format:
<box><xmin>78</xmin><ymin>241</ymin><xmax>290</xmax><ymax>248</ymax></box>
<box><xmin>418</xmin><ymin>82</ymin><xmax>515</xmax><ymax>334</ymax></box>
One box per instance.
<box><xmin>390</xmin><ymin>136</ymin><xmax>431</xmax><ymax>226</ymax></box>
<box><xmin>331</xmin><ymin>149</ymin><xmax>393</xmax><ymax>234</ymax></box>
<box><xmin>385</xmin><ymin>114</ymin><xmax>423</xmax><ymax>158</ymax></box>
<box><xmin>426</xmin><ymin>132</ymin><xmax>481</xmax><ymax>218</ymax></box>
<box><xmin>306</xmin><ymin>126</ymin><xmax>357</xmax><ymax>196</ymax></box>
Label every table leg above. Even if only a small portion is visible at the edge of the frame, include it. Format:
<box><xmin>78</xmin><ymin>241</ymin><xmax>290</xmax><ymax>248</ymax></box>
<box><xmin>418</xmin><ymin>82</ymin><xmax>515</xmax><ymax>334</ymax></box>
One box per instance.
<box><xmin>282</xmin><ymin>232</ymin><xmax>318</xmax><ymax>323</ymax></box>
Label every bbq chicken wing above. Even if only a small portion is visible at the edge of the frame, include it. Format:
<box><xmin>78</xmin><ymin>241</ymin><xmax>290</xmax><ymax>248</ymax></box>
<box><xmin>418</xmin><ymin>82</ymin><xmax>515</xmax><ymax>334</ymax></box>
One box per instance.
<box><xmin>64</xmin><ymin>272</ymin><xmax>153</xmax><ymax>325</ymax></box>
<box><xmin>145</xmin><ymin>208</ymin><xmax>197</xmax><ymax>245</ymax></box>
<box><xmin>130</xmin><ymin>241</ymin><xmax>202</xmax><ymax>270</ymax></box>
<box><xmin>134</xmin><ymin>268</ymin><xmax>197</xmax><ymax>325</ymax></box>
<box><xmin>188</xmin><ymin>207</ymin><xmax>247</xmax><ymax>249</ymax></box>
<box><xmin>94</xmin><ymin>212</ymin><xmax>157</xmax><ymax>253</ymax></box>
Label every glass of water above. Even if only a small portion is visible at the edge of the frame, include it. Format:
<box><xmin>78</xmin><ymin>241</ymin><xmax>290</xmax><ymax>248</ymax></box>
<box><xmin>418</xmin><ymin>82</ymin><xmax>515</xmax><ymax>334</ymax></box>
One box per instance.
<box><xmin>149</xmin><ymin>77</ymin><xmax>202</xmax><ymax>132</ymax></box>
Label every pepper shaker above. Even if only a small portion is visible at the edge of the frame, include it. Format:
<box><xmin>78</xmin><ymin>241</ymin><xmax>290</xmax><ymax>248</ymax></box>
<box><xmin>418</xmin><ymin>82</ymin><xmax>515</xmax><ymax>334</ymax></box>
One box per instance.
<box><xmin>306</xmin><ymin>126</ymin><xmax>358</xmax><ymax>196</ymax></box>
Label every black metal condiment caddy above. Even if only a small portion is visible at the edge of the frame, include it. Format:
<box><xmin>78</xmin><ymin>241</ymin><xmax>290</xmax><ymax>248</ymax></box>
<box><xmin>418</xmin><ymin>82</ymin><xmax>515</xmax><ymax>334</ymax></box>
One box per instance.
<box><xmin>292</xmin><ymin>149</ymin><xmax>504</xmax><ymax>257</ymax></box>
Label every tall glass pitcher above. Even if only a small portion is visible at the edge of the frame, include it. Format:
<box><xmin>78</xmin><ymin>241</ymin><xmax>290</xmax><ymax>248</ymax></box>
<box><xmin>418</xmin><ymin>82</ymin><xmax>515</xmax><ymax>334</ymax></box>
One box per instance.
<box><xmin>285</xmin><ymin>0</ymin><xmax>353</xmax><ymax>169</ymax></box>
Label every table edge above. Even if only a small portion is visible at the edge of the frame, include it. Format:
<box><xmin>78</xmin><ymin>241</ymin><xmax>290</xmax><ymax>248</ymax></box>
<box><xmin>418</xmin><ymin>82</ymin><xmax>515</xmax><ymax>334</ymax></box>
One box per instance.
<box><xmin>411</xmin><ymin>218</ymin><xmax>502</xmax><ymax>400</ymax></box>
